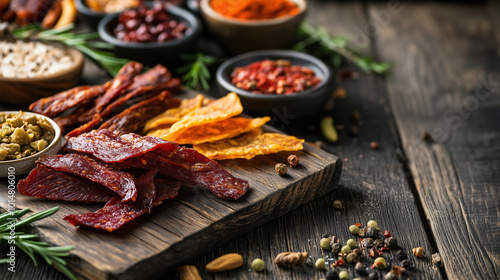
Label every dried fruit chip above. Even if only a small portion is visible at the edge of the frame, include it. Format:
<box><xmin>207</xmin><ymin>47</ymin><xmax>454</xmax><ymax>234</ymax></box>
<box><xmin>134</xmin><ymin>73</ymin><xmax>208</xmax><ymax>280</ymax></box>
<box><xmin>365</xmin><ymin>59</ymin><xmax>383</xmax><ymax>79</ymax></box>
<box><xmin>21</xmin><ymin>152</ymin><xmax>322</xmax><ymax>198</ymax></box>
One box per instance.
<box><xmin>172</xmin><ymin>117</ymin><xmax>270</xmax><ymax>145</ymax></box>
<box><xmin>146</xmin><ymin>125</ymin><xmax>172</xmax><ymax>138</ymax></box>
<box><xmin>143</xmin><ymin>94</ymin><xmax>204</xmax><ymax>132</ymax></box>
<box><xmin>194</xmin><ymin>129</ymin><xmax>304</xmax><ymax>160</ymax></box>
<box><xmin>165</xmin><ymin>92</ymin><xmax>243</xmax><ymax>141</ymax></box>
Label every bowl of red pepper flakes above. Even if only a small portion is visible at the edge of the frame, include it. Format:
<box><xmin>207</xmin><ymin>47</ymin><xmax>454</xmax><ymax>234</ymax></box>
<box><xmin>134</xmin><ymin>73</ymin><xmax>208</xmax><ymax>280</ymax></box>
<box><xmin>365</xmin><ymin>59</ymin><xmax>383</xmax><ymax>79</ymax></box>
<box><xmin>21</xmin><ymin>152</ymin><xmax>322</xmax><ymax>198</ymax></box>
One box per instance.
<box><xmin>216</xmin><ymin>50</ymin><xmax>333</xmax><ymax>118</ymax></box>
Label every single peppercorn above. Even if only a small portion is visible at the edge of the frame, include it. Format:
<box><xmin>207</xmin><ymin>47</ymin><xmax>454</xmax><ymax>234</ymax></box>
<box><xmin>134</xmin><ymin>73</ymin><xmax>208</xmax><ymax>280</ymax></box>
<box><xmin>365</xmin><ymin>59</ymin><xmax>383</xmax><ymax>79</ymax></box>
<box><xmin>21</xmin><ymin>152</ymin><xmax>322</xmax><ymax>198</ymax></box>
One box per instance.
<box><xmin>339</xmin><ymin>270</ymin><xmax>350</xmax><ymax>280</ymax></box>
<box><xmin>275</xmin><ymin>163</ymin><xmax>288</xmax><ymax>176</ymax></box>
<box><xmin>358</xmin><ymin>227</ymin><xmax>367</xmax><ymax>237</ymax></box>
<box><xmin>287</xmin><ymin>154</ymin><xmax>299</xmax><ymax>167</ymax></box>
<box><xmin>367</xmin><ymin>220</ymin><xmax>379</xmax><ymax>229</ymax></box>
<box><xmin>353</xmin><ymin>248</ymin><xmax>362</xmax><ymax>256</ymax></box>
<box><xmin>320</xmin><ymin>238</ymin><xmax>331</xmax><ymax>250</ymax></box>
<box><xmin>370</xmin><ymin>141</ymin><xmax>379</xmax><ymax>150</ymax></box>
<box><xmin>373</xmin><ymin>239</ymin><xmax>384</xmax><ymax>247</ymax></box>
<box><xmin>362</xmin><ymin>238</ymin><xmax>374</xmax><ymax>248</ymax></box>
<box><xmin>326</xmin><ymin>270</ymin><xmax>340</xmax><ymax>280</ymax></box>
<box><xmin>333</xmin><ymin>200</ymin><xmax>343</xmax><ymax>210</ymax></box>
<box><xmin>347</xmin><ymin>239</ymin><xmax>356</xmax><ymax>249</ymax></box>
<box><xmin>341</xmin><ymin>245</ymin><xmax>351</xmax><ymax>254</ymax></box>
<box><xmin>349</xmin><ymin>225</ymin><xmax>360</xmax><ymax>235</ymax></box>
<box><xmin>251</xmin><ymin>258</ymin><xmax>265</xmax><ymax>272</ymax></box>
<box><xmin>355</xmin><ymin>262</ymin><xmax>367</xmax><ymax>275</ymax></box>
<box><xmin>331</xmin><ymin>242</ymin><xmax>342</xmax><ymax>254</ymax></box>
<box><xmin>374</xmin><ymin>257</ymin><xmax>387</xmax><ymax>269</ymax></box>
<box><xmin>322</xmin><ymin>233</ymin><xmax>330</xmax><ymax>238</ymax></box>
<box><xmin>396</xmin><ymin>250</ymin><xmax>407</xmax><ymax>261</ymax></box>
<box><xmin>315</xmin><ymin>258</ymin><xmax>326</xmax><ymax>270</ymax></box>
<box><xmin>385</xmin><ymin>237</ymin><xmax>397</xmax><ymax>249</ymax></box>
<box><xmin>367</xmin><ymin>271</ymin><xmax>379</xmax><ymax>280</ymax></box>
<box><xmin>384</xmin><ymin>272</ymin><xmax>397</xmax><ymax>280</ymax></box>
<box><xmin>401</xmin><ymin>259</ymin><xmax>410</xmax><ymax>268</ymax></box>
<box><xmin>366</xmin><ymin>227</ymin><xmax>379</xmax><ymax>238</ymax></box>
<box><xmin>346</xmin><ymin>252</ymin><xmax>359</xmax><ymax>263</ymax></box>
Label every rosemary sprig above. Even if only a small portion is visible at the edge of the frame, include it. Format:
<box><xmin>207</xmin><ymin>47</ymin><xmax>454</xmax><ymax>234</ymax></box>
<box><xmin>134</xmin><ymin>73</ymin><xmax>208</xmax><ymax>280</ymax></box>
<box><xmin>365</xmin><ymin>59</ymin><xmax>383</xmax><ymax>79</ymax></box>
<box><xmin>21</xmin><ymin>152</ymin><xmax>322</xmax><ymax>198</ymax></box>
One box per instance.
<box><xmin>293</xmin><ymin>23</ymin><xmax>391</xmax><ymax>74</ymax></box>
<box><xmin>177</xmin><ymin>53</ymin><xmax>217</xmax><ymax>91</ymax></box>
<box><xmin>12</xmin><ymin>24</ymin><xmax>130</xmax><ymax>76</ymax></box>
<box><xmin>0</xmin><ymin>207</ymin><xmax>76</xmax><ymax>280</ymax></box>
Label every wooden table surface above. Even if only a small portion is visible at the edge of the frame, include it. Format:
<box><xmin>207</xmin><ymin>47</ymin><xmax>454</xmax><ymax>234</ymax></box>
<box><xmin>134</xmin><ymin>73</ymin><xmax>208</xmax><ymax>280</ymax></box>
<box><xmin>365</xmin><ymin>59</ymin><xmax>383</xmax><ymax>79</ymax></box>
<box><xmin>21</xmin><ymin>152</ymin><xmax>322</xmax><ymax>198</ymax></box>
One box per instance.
<box><xmin>1</xmin><ymin>0</ymin><xmax>499</xmax><ymax>279</ymax></box>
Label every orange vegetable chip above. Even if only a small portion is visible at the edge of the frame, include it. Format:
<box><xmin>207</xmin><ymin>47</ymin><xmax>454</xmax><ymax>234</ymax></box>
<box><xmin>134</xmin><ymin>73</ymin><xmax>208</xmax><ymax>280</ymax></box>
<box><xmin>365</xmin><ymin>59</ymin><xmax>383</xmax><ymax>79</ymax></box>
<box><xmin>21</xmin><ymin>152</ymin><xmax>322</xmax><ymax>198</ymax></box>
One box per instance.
<box><xmin>144</xmin><ymin>94</ymin><xmax>204</xmax><ymax>132</ymax></box>
<box><xmin>146</xmin><ymin>125</ymin><xmax>171</xmax><ymax>138</ymax></box>
<box><xmin>193</xmin><ymin>129</ymin><xmax>305</xmax><ymax>160</ymax></box>
<box><xmin>173</xmin><ymin>117</ymin><xmax>270</xmax><ymax>145</ymax></box>
<box><xmin>165</xmin><ymin>92</ymin><xmax>243</xmax><ymax>141</ymax></box>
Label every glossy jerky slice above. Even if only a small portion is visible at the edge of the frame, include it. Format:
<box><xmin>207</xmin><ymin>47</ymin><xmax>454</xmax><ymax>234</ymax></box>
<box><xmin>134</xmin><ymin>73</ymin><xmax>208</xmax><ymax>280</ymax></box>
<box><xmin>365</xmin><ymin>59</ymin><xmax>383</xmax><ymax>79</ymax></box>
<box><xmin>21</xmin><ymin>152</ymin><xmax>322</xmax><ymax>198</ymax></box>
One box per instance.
<box><xmin>99</xmin><ymin>91</ymin><xmax>181</xmax><ymax>135</ymax></box>
<box><xmin>193</xmin><ymin>129</ymin><xmax>305</xmax><ymax>160</ymax></box>
<box><xmin>165</xmin><ymin>92</ymin><xmax>243</xmax><ymax>142</ymax></box>
<box><xmin>154</xmin><ymin>179</ymin><xmax>181</xmax><ymax>206</ymax></box>
<box><xmin>63</xmin><ymin>170</ymin><xmax>157</xmax><ymax>232</ymax></box>
<box><xmin>64</xmin><ymin>129</ymin><xmax>178</xmax><ymax>163</ymax></box>
<box><xmin>144</xmin><ymin>94</ymin><xmax>204</xmax><ymax>132</ymax></box>
<box><xmin>18</xmin><ymin>165</ymin><xmax>118</xmax><ymax>203</ymax></box>
<box><xmin>171</xmin><ymin>117</ymin><xmax>271</xmax><ymax>145</ymax></box>
<box><xmin>110</xmin><ymin>146</ymin><xmax>249</xmax><ymax>200</ymax></box>
<box><xmin>37</xmin><ymin>154</ymin><xmax>137</xmax><ymax>202</ymax></box>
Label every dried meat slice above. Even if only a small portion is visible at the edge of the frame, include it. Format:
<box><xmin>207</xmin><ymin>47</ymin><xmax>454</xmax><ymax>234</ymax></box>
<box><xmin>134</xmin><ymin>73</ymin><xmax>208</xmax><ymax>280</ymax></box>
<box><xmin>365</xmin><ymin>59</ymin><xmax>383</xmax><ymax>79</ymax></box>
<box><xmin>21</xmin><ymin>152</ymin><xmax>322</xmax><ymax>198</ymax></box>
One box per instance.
<box><xmin>37</xmin><ymin>154</ymin><xmax>137</xmax><ymax>202</ymax></box>
<box><xmin>193</xmin><ymin>130</ymin><xmax>305</xmax><ymax>160</ymax></box>
<box><xmin>63</xmin><ymin>170</ymin><xmax>157</xmax><ymax>232</ymax></box>
<box><xmin>64</xmin><ymin>129</ymin><xmax>178</xmax><ymax>163</ymax></box>
<box><xmin>165</xmin><ymin>92</ymin><xmax>243</xmax><ymax>142</ymax></box>
<box><xmin>110</xmin><ymin>147</ymin><xmax>249</xmax><ymax>200</ymax></box>
<box><xmin>99</xmin><ymin>91</ymin><xmax>181</xmax><ymax>135</ymax></box>
<box><xmin>18</xmin><ymin>165</ymin><xmax>118</xmax><ymax>203</ymax></box>
<box><xmin>154</xmin><ymin>179</ymin><xmax>181</xmax><ymax>206</ymax></box>
<box><xmin>169</xmin><ymin>117</ymin><xmax>270</xmax><ymax>145</ymax></box>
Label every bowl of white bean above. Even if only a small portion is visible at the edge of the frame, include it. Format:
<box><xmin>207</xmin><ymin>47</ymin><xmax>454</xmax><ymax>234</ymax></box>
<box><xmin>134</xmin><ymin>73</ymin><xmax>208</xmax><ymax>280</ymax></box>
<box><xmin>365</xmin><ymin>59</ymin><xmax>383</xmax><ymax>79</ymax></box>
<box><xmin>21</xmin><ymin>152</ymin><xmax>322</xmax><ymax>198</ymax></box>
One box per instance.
<box><xmin>0</xmin><ymin>40</ymin><xmax>84</xmax><ymax>106</ymax></box>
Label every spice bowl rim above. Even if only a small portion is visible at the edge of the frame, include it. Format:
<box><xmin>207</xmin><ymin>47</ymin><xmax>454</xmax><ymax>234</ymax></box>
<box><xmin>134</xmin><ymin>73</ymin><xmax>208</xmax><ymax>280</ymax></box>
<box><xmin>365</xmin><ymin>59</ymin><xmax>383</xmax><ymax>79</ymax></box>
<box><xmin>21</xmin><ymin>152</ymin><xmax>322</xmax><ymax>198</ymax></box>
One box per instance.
<box><xmin>75</xmin><ymin>0</ymin><xmax>107</xmax><ymax>17</ymax></box>
<box><xmin>97</xmin><ymin>3</ymin><xmax>202</xmax><ymax>51</ymax></box>
<box><xmin>200</xmin><ymin>0</ymin><xmax>307</xmax><ymax>26</ymax></box>
<box><xmin>0</xmin><ymin>111</ymin><xmax>62</xmax><ymax>177</ymax></box>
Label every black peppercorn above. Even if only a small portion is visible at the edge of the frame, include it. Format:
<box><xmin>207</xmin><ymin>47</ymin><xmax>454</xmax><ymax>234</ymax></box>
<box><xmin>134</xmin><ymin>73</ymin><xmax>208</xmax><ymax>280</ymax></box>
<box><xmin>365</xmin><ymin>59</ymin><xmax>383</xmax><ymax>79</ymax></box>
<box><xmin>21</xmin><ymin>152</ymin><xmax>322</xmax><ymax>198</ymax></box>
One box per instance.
<box><xmin>331</xmin><ymin>242</ymin><xmax>342</xmax><ymax>254</ymax></box>
<box><xmin>401</xmin><ymin>259</ymin><xmax>410</xmax><ymax>268</ymax></box>
<box><xmin>374</xmin><ymin>239</ymin><xmax>384</xmax><ymax>247</ymax></box>
<box><xmin>362</xmin><ymin>238</ymin><xmax>374</xmax><ymax>248</ymax></box>
<box><xmin>355</xmin><ymin>262</ymin><xmax>367</xmax><ymax>275</ymax></box>
<box><xmin>322</xmin><ymin>233</ymin><xmax>330</xmax><ymax>238</ymax></box>
<box><xmin>367</xmin><ymin>271</ymin><xmax>379</xmax><ymax>280</ymax></box>
<box><xmin>385</xmin><ymin>237</ymin><xmax>398</xmax><ymax>249</ymax></box>
<box><xmin>326</xmin><ymin>269</ymin><xmax>340</xmax><ymax>280</ymax></box>
<box><xmin>366</xmin><ymin>227</ymin><xmax>379</xmax><ymax>238</ymax></box>
<box><xmin>396</xmin><ymin>250</ymin><xmax>407</xmax><ymax>261</ymax></box>
<box><xmin>353</xmin><ymin>248</ymin><xmax>362</xmax><ymax>256</ymax></box>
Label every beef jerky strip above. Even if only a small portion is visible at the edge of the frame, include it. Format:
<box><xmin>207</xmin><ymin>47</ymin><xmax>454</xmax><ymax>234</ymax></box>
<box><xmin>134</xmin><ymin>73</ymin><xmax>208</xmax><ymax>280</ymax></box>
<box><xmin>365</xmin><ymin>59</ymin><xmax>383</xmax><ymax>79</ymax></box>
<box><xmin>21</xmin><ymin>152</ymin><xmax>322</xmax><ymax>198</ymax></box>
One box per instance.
<box><xmin>30</xmin><ymin>85</ymin><xmax>96</xmax><ymax>117</ymax></box>
<box><xmin>63</xmin><ymin>169</ymin><xmax>157</xmax><ymax>232</ymax></box>
<box><xmin>154</xmin><ymin>179</ymin><xmax>180</xmax><ymax>206</ymax></box>
<box><xmin>111</xmin><ymin>147</ymin><xmax>249</xmax><ymax>200</ymax></box>
<box><xmin>37</xmin><ymin>154</ymin><xmax>137</xmax><ymax>202</ymax></box>
<box><xmin>54</xmin><ymin>102</ymin><xmax>97</xmax><ymax>134</ymax></box>
<box><xmin>99</xmin><ymin>86</ymin><xmax>155</xmax><ymax>118</ymax></box>
<box><xmin>128</xmin><ymin>64</ymin><xmax>172</xmax><ymax>90</ymax></box>
<box><xmin>63</xmin><ymin>129</ymin><xmax>178</xmax><ymax>163</ymax></box>
<box><xmin>65</xmin><ymin>115</ymin><xmax>102</xmax><ymax>138</ymax></box>
<box><xmin>18</xmin><ymin>165</ymin><xmax>118</xmax><ymax>203</ymax></box>
<box><xmin>99</xmin><ymin>91</ymin><xmax>180</xmax><ymax>135</ymax></box>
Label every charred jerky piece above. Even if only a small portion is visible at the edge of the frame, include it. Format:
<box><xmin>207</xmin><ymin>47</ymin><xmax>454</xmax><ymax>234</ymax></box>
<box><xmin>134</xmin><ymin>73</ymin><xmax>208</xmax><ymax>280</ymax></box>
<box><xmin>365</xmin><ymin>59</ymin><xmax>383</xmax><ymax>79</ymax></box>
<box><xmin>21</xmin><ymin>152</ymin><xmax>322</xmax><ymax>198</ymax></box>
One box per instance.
<box><xmin>63</xmin><ymin>170</ymin><xmax>157</xmax><ymax>232</ymax></box>
<box><xmin>18</xmin><ymin>165</ymin><xmax>118</xmax><ymax>203</ymax></box>
<box><xmin>64</xmin><ymin>129</ymin><xmax>178</xmax><ymax>163</ymax></box>
<box><xmin>65</xmin><ymin>115</ymin><xmax>102</xmax><ymax>138</ymax></box>
<box><xmin>37</xmin><ymin>154</ymin><xmax>137</xmax><ymax>202</ymax></box>
<box><xmin>154</xmin><ymin>179</ymin><xmax>180</xmax><ymax>206</ymax></box>
<box><xmin>112</xmin><ymin>147</ymin><xmax>249</xmax><ymax>200</ymax></box>
<box><xmin>99</xmin><ymin>91</ymin><xmax>180</xmax><ymax>135</ymax></box>
<box><xmin>128</xmin><ymin>64</ymin><xmax>172</xmax><ymax>90</ymax></box>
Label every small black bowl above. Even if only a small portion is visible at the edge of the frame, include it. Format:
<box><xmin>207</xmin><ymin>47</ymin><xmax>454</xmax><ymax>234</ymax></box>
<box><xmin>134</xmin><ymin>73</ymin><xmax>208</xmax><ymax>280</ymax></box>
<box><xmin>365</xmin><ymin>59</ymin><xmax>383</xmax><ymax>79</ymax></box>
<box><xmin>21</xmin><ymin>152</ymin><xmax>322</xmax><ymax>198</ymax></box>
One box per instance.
<box><xmin>98</xmin><ymin>4</ymin><xmax>202</xmax><ymax>67</ymax></box>
<box><xmin>216</xmin><ymin>50</ymin><xmax>334</xmax><ymax>118</ymax></box>
<box><xmin>75</xmin><ymin>0</ymin><xmax>107</xmax><ymax>29</ymax></box>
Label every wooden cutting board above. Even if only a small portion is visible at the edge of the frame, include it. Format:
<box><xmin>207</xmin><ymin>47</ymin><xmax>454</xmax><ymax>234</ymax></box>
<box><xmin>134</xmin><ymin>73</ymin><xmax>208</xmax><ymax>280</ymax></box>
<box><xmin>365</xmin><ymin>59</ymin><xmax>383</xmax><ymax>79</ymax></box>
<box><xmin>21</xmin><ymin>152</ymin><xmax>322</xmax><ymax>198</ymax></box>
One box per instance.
<box><xmin>0</xmin><ymin>92</ymin><xmax>341</xmax><ymax>280</ymax></box>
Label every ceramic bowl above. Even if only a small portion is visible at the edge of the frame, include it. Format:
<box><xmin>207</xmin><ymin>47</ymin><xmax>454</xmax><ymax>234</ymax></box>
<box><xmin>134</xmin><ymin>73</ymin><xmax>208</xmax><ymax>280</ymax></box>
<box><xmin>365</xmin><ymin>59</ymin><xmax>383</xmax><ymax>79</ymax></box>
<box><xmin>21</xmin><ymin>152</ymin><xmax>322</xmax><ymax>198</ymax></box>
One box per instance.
<box><xmin>98</xmin><ymin>4</ymin><xmax>202</xmax><ymax>67</ymax></box>
<box><xmin>200</xmin><ymin>0</ymin><xmax>307</xmax><ymax>54</ymax></box>
<box><xmin>216</xmin><ymin>50</ymin><xmax>334</xmax><ymax>118</ymax></box>
<box><xmin>75</xmin><ymin>0</ymin><xmax>107</xmax><ymax>29</ymax></box>
<box><xmin>0</xmin><ymin>112</ymin><xmax>62</xmax><ymax>177</ymax></box>
<box><xmin>0</xmin><ymin>44</ymin><xmax>84</xmax><ymax>106</ymax></box>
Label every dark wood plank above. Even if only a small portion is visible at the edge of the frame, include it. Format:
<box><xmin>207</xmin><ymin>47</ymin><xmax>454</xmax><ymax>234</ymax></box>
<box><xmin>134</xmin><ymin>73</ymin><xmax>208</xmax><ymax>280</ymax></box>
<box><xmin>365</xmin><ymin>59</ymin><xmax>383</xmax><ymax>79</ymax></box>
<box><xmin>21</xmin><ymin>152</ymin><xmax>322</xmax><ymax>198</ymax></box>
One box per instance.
<box><xmin>371</xmin><ymin>1</ymin><xmax>500</xmax><ymax>279</ymax></box>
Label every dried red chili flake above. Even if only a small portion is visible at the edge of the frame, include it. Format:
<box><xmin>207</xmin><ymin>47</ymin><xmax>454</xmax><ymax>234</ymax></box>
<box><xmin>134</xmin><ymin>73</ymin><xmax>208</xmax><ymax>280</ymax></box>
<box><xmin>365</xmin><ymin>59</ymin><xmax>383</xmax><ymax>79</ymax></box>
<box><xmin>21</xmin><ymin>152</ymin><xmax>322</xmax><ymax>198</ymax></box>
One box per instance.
<box><xmin>383</xmin><ymin>230</ymin><xmax>392</xmax><ymax>238</ymax></box>
<box><xmin>369</xmin><ymin>247</ymin><xmax>381</xmax><ymax>258</ymax></box>
<box><xmin>230</xmin><ymin>59</ymin><xmax>322</xmax><ymax>95</ymax></box>
<box><xmin>335</xmin><ymin>259</ymin><xmax>345</xmax><ymax>266</ymax></box>
<box><xmin>356</xmin><ymin>222</ymin><xmax>362</xmax><ymax>227</ymax></box>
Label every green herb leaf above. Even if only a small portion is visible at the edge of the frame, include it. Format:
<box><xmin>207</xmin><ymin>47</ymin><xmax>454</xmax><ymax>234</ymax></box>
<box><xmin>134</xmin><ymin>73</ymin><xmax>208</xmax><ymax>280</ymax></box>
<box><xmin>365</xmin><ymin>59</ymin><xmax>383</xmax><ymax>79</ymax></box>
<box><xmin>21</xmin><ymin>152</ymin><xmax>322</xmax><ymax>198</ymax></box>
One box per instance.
<box><xmin>177</xmin><ymin>53</ymin><xmax>217</xmax><ymax>91</ymax></box>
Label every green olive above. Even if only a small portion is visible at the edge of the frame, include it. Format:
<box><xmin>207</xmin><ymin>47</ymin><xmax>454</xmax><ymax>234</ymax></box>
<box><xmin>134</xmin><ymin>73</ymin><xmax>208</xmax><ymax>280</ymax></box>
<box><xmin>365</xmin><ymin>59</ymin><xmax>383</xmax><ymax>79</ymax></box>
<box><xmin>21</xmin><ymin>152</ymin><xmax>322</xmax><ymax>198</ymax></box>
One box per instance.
<box><xmin>315</xmin><ymin>258</ymin><xmax>325</xmax><ymax>270</ymax></box>
<box><xmin>251</xmin><ymin>258</ymin><xmax>265</xmax><ymax>272</ymax></box>
<box><xmin>320</xmin><ymin>238</ymin><xmax>331</xmax><ymax>250</ymax></box>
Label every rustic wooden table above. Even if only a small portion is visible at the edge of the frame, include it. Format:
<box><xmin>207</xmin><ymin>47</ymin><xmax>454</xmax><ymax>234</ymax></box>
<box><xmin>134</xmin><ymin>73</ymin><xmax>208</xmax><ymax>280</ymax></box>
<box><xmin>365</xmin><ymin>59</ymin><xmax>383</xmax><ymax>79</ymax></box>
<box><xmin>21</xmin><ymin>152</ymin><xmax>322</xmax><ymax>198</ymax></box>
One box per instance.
<box><xmin>1</xmin><ymin>0</ymin><xmax>499</xmax><ymax>279</ymax></box>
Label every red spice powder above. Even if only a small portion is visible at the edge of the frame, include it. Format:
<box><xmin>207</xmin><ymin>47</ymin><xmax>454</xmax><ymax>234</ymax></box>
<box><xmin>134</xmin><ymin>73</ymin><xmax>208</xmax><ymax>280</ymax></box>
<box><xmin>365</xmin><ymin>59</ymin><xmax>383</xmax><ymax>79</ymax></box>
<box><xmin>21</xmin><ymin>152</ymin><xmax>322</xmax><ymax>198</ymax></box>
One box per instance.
<box><xmin>210</xmin><ymin>0</ymin><xmax>299</xmax><ymax>20</ymax></box>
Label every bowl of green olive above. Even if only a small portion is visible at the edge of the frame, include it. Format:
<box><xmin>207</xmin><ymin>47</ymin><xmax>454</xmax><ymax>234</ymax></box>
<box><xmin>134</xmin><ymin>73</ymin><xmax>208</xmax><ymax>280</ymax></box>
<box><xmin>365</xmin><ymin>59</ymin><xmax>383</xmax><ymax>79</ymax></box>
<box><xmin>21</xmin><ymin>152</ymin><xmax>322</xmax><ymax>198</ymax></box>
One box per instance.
<box><xmin>0</xmin><ymin>111</ymin><xmax>62</xmax><ymax>177</ymax></box>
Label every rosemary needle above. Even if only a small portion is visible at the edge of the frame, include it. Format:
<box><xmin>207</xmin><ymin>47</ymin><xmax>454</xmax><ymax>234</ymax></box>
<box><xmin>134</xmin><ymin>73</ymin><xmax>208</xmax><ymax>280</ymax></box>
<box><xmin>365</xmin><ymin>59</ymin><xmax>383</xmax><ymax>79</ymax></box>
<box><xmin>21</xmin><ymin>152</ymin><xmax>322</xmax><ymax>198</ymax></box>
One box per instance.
<box><xmin>178</xmin><ymin>53</ymin><xmax>216</xmax><ymax>91</ymax></box>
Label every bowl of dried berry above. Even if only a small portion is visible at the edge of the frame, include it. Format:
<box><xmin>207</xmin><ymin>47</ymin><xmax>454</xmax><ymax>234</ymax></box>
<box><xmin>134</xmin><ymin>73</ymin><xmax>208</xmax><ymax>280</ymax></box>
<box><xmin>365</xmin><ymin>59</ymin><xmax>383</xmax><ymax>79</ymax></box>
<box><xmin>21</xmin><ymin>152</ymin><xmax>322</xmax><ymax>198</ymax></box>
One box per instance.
<box><xmin>200</xmin><ymin>0</ymin><xmax>306</xmax><ymax>54</ymax></box>
<box><xmin>98</xmin><ymin>2</ymin><xmax>202</xmax><ymax>66</ymax></box>
<box><xmin>216</xmin><ymin>50</ymin><xmax>334</xmax><ymax>118</ymax></box>
<box><xmin>0</xmin><ymin>41</ymin><xmax>84</xmax><ymax>106</ymax></box>
<box><xmin>0</xmin><ymin>111</ymin><xmax>62</xmax><ymax>177</ymax></box>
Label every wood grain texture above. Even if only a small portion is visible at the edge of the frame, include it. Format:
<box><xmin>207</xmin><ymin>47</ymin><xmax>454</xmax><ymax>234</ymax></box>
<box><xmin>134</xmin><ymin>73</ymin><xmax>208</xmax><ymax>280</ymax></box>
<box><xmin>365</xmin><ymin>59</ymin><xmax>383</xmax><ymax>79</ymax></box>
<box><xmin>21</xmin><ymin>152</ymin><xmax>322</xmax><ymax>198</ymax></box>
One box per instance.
<box><xmin>0</xmin><ymin>88</ymin><xmax>341</xmax><ymax>279</ymax></box>
<box><xmin>371</xmin><ymin>2</ymin><xmax>500</xmax><ymax>279</ymax></box>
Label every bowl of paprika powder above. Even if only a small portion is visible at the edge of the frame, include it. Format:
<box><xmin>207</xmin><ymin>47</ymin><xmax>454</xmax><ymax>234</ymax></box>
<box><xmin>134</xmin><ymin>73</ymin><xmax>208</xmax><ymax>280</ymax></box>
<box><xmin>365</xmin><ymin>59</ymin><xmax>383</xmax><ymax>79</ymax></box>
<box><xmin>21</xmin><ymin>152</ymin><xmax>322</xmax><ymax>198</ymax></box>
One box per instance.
<box><xmin>200</xmin><ymin>0</ymin><xmax>307</xmax><ymax>54</ymax></box>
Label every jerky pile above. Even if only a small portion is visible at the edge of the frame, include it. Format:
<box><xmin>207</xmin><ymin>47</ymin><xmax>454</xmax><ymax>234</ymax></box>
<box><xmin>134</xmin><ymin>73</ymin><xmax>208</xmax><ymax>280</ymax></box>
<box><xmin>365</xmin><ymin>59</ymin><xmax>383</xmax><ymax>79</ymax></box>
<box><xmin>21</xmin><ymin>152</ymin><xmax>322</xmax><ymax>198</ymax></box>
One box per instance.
<box><xmin>18</xmin><ymin>130</ymin><xmax>249</xmax><ymax>232</ymax></box>
<box><xmin>29</xmin><ymin>61</ymin><xmax>182</xmax><ymax>138</ymax></box>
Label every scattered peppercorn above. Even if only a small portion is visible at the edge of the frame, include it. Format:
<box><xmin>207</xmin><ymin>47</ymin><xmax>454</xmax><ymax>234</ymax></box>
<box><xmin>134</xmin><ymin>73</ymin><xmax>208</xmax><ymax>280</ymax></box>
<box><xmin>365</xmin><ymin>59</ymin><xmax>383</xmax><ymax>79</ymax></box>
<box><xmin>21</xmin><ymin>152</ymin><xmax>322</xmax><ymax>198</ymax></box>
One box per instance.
<box><xmin>367</xmin><ymin>220</ymin><xmax>379</xmax><ymax>229</ymax></box>
<box><xmin>412</xmin><ymin>247</ymin><xmax>424</xmax><ymax>258</ymax></box>
<box><xmin>422</xmin><ymin>132</ymin><xmax>434</xmax><ymax>143</ymax></box>
<box><xmin>339</xmin><ymin>270</ymin><xmax>350</xmax><ymax>280</ymax></box>
<box><xmin>366</xmin><ymin>227</ymin><xmax>379</xmax><ymax>238</ymax></box>
<box><xmin>251</xmin><ymin>258</ymin><xmax>265</xmax><ymax>272</ymax></box>
<box><xmin>315</xmin><ymin>258</ymin><xmax>326</xmax><ymax>270</ymax></box>
<box><xmin>370</xmin><ymin>141</ymin><xmax>379</xmax><ymax>150</ymax></box>
<box><xmin>347</xmin><ymin>239</ymin><xmax>356</xmax><ymax>249</ymax></box>
<box><xmin>341</xmin><ymin>245</ymin><xmax>351</xmax><ymax>254</ymax></box>
<box><xmin>287</xmin><ymin>154</ymin><xmax>299</xmax><ymax>167</ymax></box>
<box><xmin>349</xmin><ymin>225</ymin><xmax>360</xmax><ymax>235</ymax></box>
<box><xmin>432</xmin><ymin>253</ymin><xmax>441</xmax><ymax>265</ymax></box>
<box><xmin>326</xmin><ymin>270</ymin><xmax>340</xmax><ymax>280</ymax></box>
<box><xmin>355</xmin><ymin>262</ymin><xmax>367</xmax><ymax>275</ymax></box>
<box><xmin>401</xmin><ymin>259</ymin><xmax>410</xmax><ymax>268</ymax></box>
<box><xmin>275</xmin><ymin>163</ymin><xmax>288</xmax><ymax>176</ymax></box>
<box><xmin>373</xmin><ymin>239</ymin><xmax>384</xmax><ymax>247</ymax></box>
<box><xmin>384</xmin><ymin>271</ymin><xmax>397</xmax><ymax>280</ymax></box>
<box><xmin>396</xmin><ymin>250</ymin><xmax>407</xmax><ymax>261</ymax></box>
<box><xmin>331</xmin><ymin>242</ymin><xmax>342</xmax><ymax>254</ymax></box>
<box><xmin>320</xmin><ymin>238</ymin><xmax>331</xmax><ymax>250</ymax></box>
<box><xmin>374</xmin><ymin>257</ymin><xmax>387</xmax><ymax>269</ymax></box>
<box><xmin>385</xmin><ymin>237</ymin><xmax>397</xmax><ymax>249</ymax></box>
<box><xmin>346</xmin><ymin>252</ymin><xmax>359</xmax><ymax>263</ymax></box>
<box><xmin>353</xmin><ymin>248</ymin><xmax>362</xmax><ymax>256</ymax></box>
<box><xmin>367</xmin><ymin>271</ymin><xmax>379</xmax><ymax>280</ymax></box>
<box><xmin>362</xmin><ymin>238</ymin><xmax>374</xmax><ymax>248</ymax></box>
<box><xmin>322</xmin><ymin>233</ymin><xmax>330</xmax><ymax>238</ymax></box>
<box><xmin>333</xmin><ymin>200</ymin><xmax>343</xmax><ymax>210</ymax></box>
